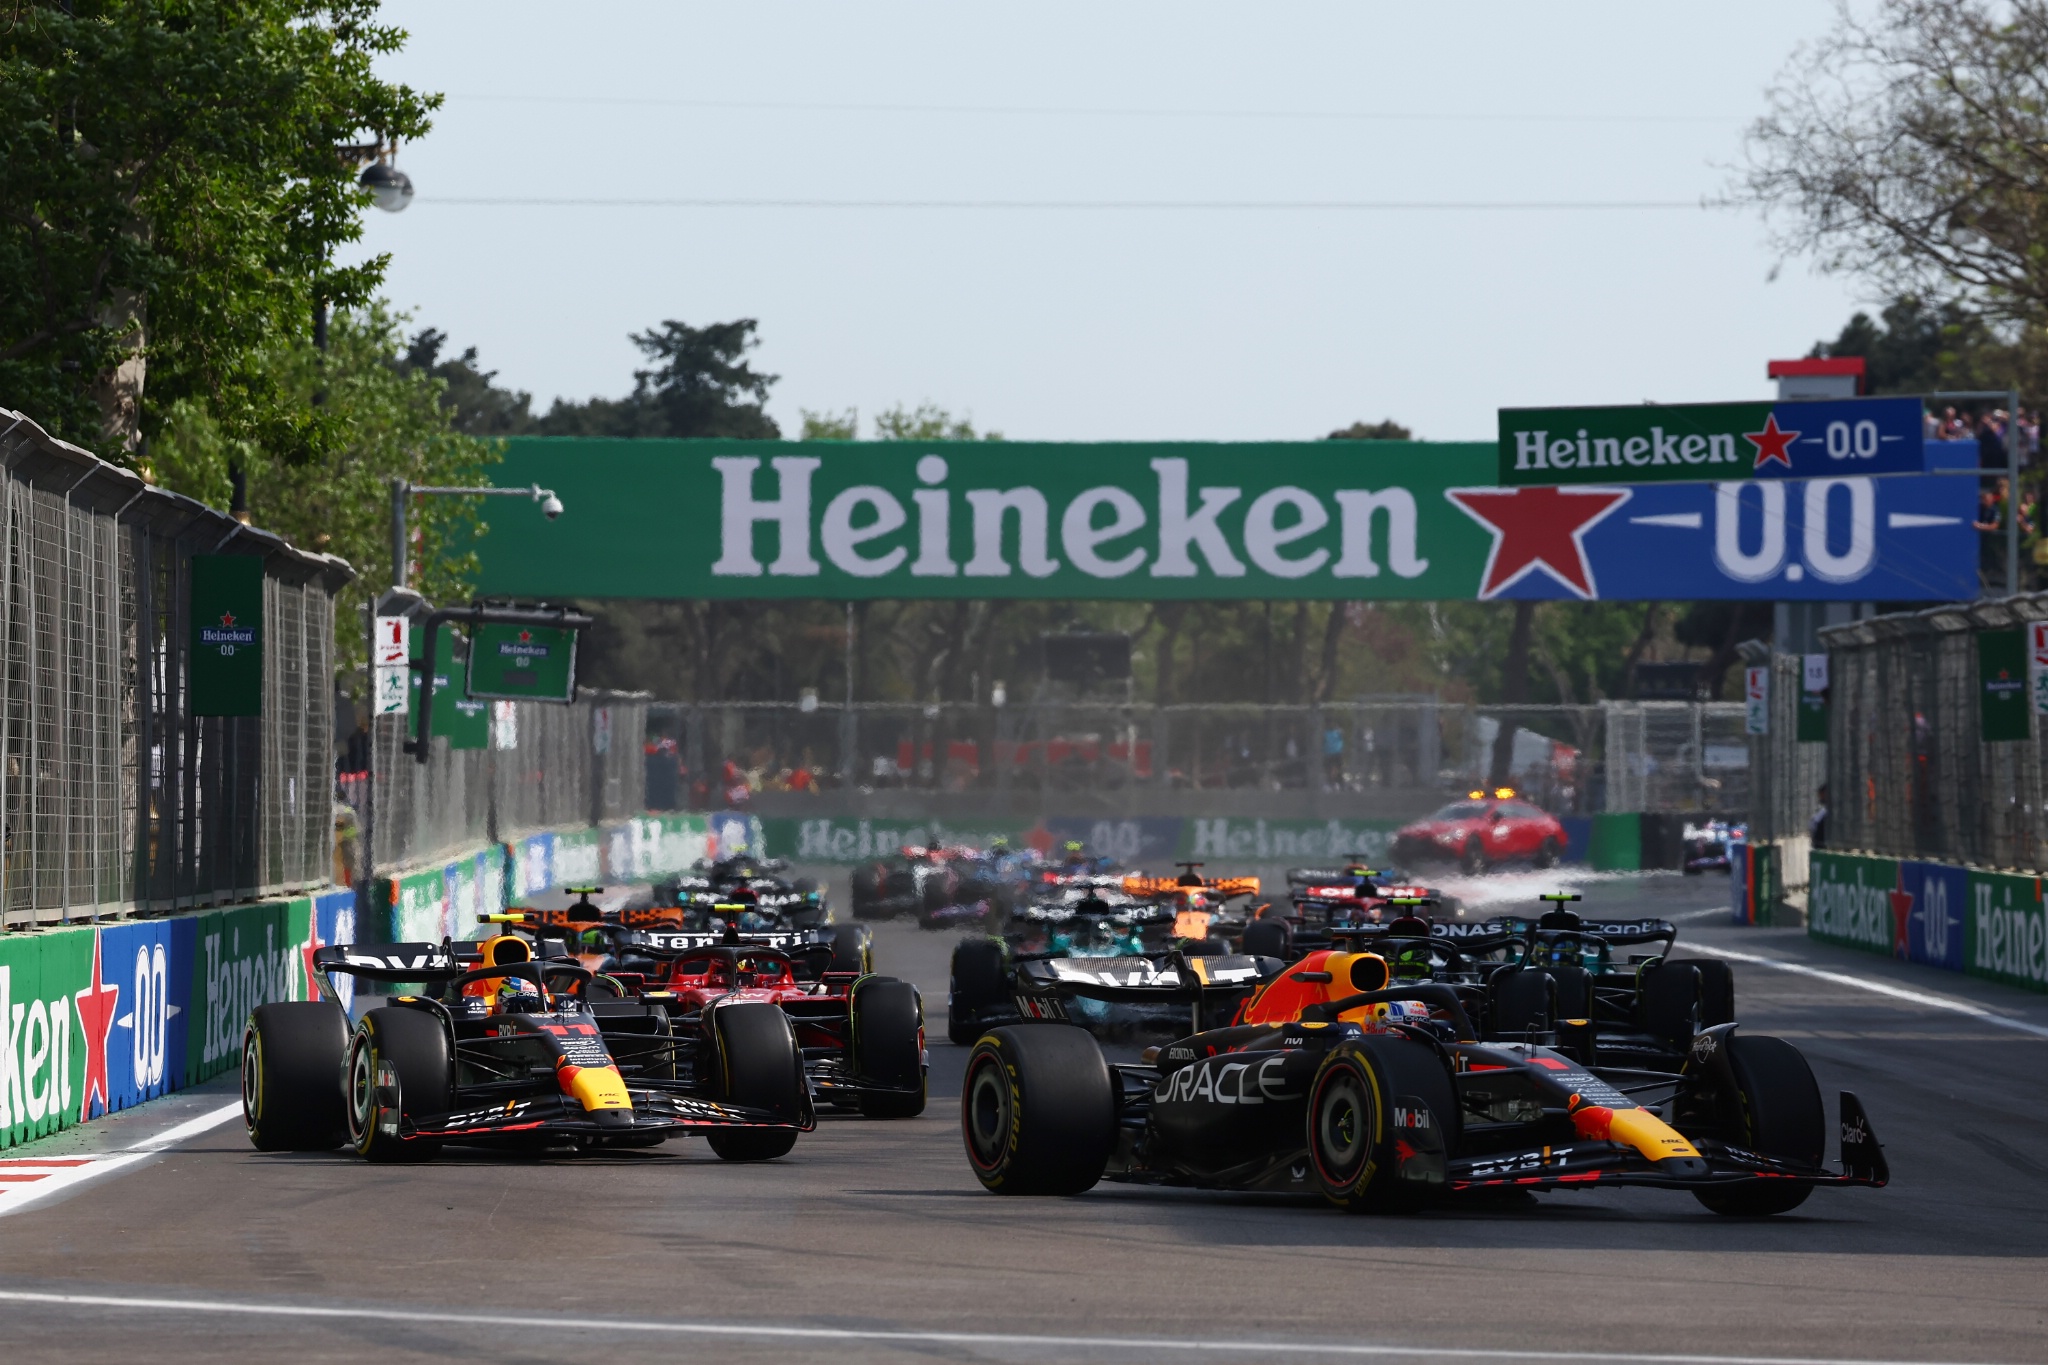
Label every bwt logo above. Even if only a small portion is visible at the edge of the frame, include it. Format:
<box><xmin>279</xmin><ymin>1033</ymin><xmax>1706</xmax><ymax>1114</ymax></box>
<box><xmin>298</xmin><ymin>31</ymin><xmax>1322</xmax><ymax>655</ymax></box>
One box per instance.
<box><xmin>708</xmin><ymin>456</ymin><xmax>1431</xmax><ymax>583</ymax></box>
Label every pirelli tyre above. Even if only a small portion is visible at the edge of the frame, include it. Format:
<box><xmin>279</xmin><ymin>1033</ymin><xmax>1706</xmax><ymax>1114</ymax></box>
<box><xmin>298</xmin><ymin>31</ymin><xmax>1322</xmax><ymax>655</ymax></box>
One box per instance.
<box><xmin>947</xmin><ymin>937</ymin><xmax>1008</xmax><ymax>1046</ymax></box>
<box><xmin>1694</xmin><ymin>957</ymin><xmax>1736</xmax><ymax>1028</ymax></box>
<box><xmin>961</xmin><ymin>1025</ymin><xmax>1115</xmax><ymax>1195</ymax></box>
<box><xmin>851</xmin><ymin>976</ymin><xmax>927</xmax><ymax>1118</ymax></box>
<box><xmin>1694</xmin><ymin>1035</ymin><xmax>1825</xmax><ymax>1217</ymax></box>
<box><xmin>850</xmin><ymin>864</ymin><xmax>884</xmax><ymax>919</ymax></box>
<box><xmin>243</xmin><ymin>1001</ymin><xmax>349</xmax><ymax>1152</ymax></box>
<box><xmin>1307</xmin><ymin>1035</ymin><xmax>1457</xmax><ymax>1213</ymax></box>
<box><xmin>703</xmin><ymin>1000</ymin><xmax>809</xmax><ymax>1161</ymax></box>
<box><xmin>346</xmin><ymin>1006</ymin><xmax>454</xmax><ymax>1163</ymax></box>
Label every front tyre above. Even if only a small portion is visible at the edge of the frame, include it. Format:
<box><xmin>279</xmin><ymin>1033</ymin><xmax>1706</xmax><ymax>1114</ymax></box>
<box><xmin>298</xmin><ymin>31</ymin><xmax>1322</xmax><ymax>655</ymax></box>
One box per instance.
<box><xmin>851</xmin><ymin>977</ymin><xmax>927</xmax><ymax>1118</ymax></box>
<box><xmin>961</xmin><ymin>1026</ymin><xmax>1113</xmax><ymax>1195</ymax></box>
<box><xmin>1693</xmin><ymin>1034</ymin><xmax>1824</xmax><ymax>1217</ymax></box>
<box><xmin>1534</xmin><ymin>837</ymin><xmax>1561</xmax><ymax>870</ymax></box>
<box><xmin>704</xmin><ymin>1001</ymin><xmax>808</xmax><ymax>1161</ymax></box>
<box><xmin>948</xmin><ymin>937</ymin><xmax>1007</xmax><ymax>1046</ymax></box>
<box><xmin>346</xmin><ymin>1007</ymin><xmax>453</xmax><ymax>1164</ymax></box>
<box><xmin>1459</xmin><ymin>839</ymin><xmax>1485</xmax><ymax>876</ymax></box>
<box><xmin>243</xmin><ymin>1002</ymin><xmax>348</xmax><ymax>1152</ymax></box>
<box><xmin>1307</xmin><ymin>1036</ymin><xmax>1456</xmax><ymax>1213</ymax></box>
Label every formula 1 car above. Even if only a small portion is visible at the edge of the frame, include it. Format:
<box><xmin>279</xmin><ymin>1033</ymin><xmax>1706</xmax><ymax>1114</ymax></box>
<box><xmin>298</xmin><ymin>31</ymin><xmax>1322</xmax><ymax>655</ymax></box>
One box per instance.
<box><xmin>1265</xmin><ymin>861</ymin><xmax>1458</xmax><ymax>960</ymax></box>
<box><xmin>849</xmin><ymin>845</ymin><xmax>976</xmax><ymax>925</ymax></box>
<box><xmin>242</xmin><ymin>934</ymin><xmax>814</xmax><ymax>1163</ymax></box>
<box><xmin>946</xmin><ymin>867</ymin><xmax>1258</xmax><ymax>1045</ymax></box>
<box><xmin>961</xmin><ymin>902</ymin><xmax>1887</xmax><ymax>1216</ymax></box>
<box><xmin>517</xmin><ymin>889</ymin><xmax>874</xmax><ymax>979</ymax></box>
<box><xmin>1682</xmin><ymin>821</ymin><xmax>1745</xmax><ymax>875</ymax></box>
<box><xmin>665</xmin><ymin>854</ymin><xmax>830</xmax><ymax>929</ymax></box>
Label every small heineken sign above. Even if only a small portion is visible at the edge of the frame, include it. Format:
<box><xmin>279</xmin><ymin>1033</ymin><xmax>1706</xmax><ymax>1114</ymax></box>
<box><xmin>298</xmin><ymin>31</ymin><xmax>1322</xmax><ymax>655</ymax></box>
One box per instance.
<box><xmin>1498</xmin><ymin>396</ymin><xmax>1925</xmax><ymax>486</ymax></box>
<box><xmin>468</xmin><ymin>622</ymin><xmax>577</xmax><ymax>702</ymax></box>
<box><xmin>189</xmin><ymin>555</ymin><xmax>262</xmax><ymax>717</ymax></box>
<box><xmin>1981</xmin><ymin>628</ymin><xmax>2031</xmax><ymax>743</ymax></box>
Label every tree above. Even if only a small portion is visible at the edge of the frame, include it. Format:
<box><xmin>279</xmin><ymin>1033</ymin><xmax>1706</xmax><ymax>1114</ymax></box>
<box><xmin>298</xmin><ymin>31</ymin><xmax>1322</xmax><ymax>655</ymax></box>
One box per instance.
<box><xmin>0</xmin><ymin>1</ymin><xmax>437</xmax><ymax>457</ymax></box>
<box><xmin>1742</xmin><ymin>1</ymin><xmax>2048</xmax><ymax>328</ymax></box>
<box><xmin>1808</xmin><ymin>293</ymin><xmax>2048</xmax><ymax>397</ymax></box>
<box><xmin>872</xmin><ymin>402</ymin><xmax>1002</xmax><ymax>442</ymax></box>
<box><xmin>1326</xmin><ymin>419</ymin><xmax>1413</xmax><ymax>440</ymax></box>
<box><xmin>799</xmin><ymin>408</ymin><xmax>858</xmax><ymax>440</ymax></box>
<box><xmin>152</xmin><ymin>303</ymin><xmax>495</xmax><ymax>680</ymax></box>
<box><xmin>400</xmin><ymin>328</ymin><xmax>533</xmax><ymax>435</ymax></box>
<box><xmin>535</xmin><ymin>318</ymin><xmax>779</xmax><ymax>438</ymax></box>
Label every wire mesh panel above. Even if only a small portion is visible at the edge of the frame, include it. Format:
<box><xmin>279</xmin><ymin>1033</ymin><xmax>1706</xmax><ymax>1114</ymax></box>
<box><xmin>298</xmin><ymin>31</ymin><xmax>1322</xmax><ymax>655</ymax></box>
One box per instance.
<box><xmin>1820</xmin><ymin>598</ymin><xmax>2048</xmax><ymax>871</ymax></box>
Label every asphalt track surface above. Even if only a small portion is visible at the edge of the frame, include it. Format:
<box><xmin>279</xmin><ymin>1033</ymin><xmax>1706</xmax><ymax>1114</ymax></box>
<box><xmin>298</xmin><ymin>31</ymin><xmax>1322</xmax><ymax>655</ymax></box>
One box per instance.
<box><xmin>5</xmin><ymin>872</ymin><xmax>2048</xmax><ymax>1365</ymax></box>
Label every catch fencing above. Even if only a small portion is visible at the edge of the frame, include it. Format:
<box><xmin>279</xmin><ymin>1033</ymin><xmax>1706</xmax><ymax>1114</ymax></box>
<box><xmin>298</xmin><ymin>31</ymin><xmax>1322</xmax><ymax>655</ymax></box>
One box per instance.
<box><xmin>359</xmin><ymin>692</ymin><xmax>649</xmax><ymax>873</ymax></box>
<box><xmin>0</xmin><ymin>409</ymin><xmax>351</xmax><ymax>929</ymax></box>
<box><xmin>1821</xmin><ymin>596</ymin><xmax>2048</xmax><ymax>870</ymax></box>
<box><xmin>649</xmin><ymin>697</ymin><xmax>1747</xmax><ymax>818</ymax></box>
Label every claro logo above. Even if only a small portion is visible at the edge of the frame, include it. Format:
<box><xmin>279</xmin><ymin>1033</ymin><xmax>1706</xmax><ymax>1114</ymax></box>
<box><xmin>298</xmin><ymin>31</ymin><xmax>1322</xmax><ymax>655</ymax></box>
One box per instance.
<box><xmin>1156</xmin><ymin>1054</ymin><xmax>1293</xmax><ymax>1106</ymax></box>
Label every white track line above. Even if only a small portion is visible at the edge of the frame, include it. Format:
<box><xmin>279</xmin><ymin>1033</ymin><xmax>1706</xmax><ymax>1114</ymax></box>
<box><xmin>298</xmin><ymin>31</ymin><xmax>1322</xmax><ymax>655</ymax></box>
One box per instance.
<box><xmin>0</xmin><ymin>1100</ymin><xmax>242</xmax><ymax>1218</ymax></box>
<box><xmin>0</xmin><ymin>1289</ymin><xmax>2005</xmax><ymax>1365</ymax></box>
<box><xmin>1687</xmin><ymin>945</ymin><xmax>2048</xmax><ymax>1041</ymax></box>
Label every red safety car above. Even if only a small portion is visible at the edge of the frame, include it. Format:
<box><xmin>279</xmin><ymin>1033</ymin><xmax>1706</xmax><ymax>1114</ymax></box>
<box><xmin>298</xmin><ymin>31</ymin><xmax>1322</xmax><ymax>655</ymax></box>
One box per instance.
<box><xmin>1391</xmin><ymin>788</ymin><xmax>1567</xmax><ymax>874</ymax></box>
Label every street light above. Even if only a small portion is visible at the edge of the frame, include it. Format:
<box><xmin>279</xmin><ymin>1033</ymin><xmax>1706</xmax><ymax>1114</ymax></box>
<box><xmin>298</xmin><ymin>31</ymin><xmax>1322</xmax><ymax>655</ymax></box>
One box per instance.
<box><xmin>359</xmin><ymin>161</ymin><xmax>414</xmax><ymax>213</ymax></box>
<box><xmin>360</xmin><ymin>479</ymin><xmax>566</xmax><ymax>902</ymax></box>
<box><xmin>389</xmin><ymin>480</ymin><xmax>563</xmax><ymax>589</ymax></box>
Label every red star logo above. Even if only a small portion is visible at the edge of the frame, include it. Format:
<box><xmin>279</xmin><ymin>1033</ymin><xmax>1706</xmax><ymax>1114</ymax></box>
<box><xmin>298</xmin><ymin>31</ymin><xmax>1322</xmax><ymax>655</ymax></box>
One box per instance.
<box><xmin>518</xmin><ymin>630</ymin><xmax>532</xmax><ymax>643</ymax></box>
<box><xmin>1446</xmin><ymin>486</ymin><xmax>1631</xmax><ymax>599</ymax></box>
<box><xmin>1889</xmin><ymin>877</ymin><xmax>1916</xmax><ymax>960</ymax></box>
<box><xmin>300</xmin><ymin>915</ymin><xmax>325</xmax><ymax>1001</ymax></box>
<box><xmin>1743</xmin><ymin>414</ymin><xmax>1801</xmax><ymax>470</ymax></box>
<box><xmin>219</xmin><ymin>611</ymin><xmax>236</xmax><ymax>627</ymax></box>
<box><xmin>73</xmin><ymin>933</ymin><xmax>121</xmax><ymax>1121</ymax></box>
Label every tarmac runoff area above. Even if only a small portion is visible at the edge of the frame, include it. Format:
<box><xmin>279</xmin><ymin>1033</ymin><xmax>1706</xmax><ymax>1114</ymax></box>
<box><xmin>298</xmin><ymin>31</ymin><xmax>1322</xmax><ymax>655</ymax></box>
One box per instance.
<box><xmin>2</xmin><ymin>872</ymin><xmax>2046</xmax><ymax>1365</ymax></box>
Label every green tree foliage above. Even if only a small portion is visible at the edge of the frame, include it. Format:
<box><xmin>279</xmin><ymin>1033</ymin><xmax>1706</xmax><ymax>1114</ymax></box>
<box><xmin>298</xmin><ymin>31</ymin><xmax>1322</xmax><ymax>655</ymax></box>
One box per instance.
<box><xmin>152</xmin><ymin>304</ymin><xmax>495</xmax><ymax>680</ymax></box>
<box><xmin>1743</xmin><ymin>0</ymin><xmax>2048</xmax><ymax>328</ymax></box>
<box><xmin>0</xmin><ymin>0</ymin><xmax>437</xmax><ymax>456</ymax></box>
<box><xmin>799</xmin><ymin>408</ymin><xmax>858</xmax><ymax>440</ymax></box>
<box><xmin>1808</xmin><ymin>294</ymin><xmax>2048</xmax><ymax>397</ymax></box>
<box><xmin>871</xmin><ymin>402</ymin><xmax>1001</xmax><ymax>442</ymax></box>
<box><xmin>535</xmin><ymin>318</ymin><xmax>779</xmax><ymax>438</ymax></box>
<box><xmin>1326</xmin><ymin>419</ymin><xmax>1413</xmax><ymax>440</ymax></box>
<box><xmin>400</xmin><ymin>328</ymin><xmax>534</xmax><ymax>435</ymax></box>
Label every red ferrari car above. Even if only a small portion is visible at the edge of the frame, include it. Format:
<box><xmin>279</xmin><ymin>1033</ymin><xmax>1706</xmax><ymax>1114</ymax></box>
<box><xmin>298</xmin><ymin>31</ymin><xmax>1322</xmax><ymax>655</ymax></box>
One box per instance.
<box><xmin>1391</xmin><ymin>789</ymin><xmax>1566</xmax><ymax>873</ymax></box>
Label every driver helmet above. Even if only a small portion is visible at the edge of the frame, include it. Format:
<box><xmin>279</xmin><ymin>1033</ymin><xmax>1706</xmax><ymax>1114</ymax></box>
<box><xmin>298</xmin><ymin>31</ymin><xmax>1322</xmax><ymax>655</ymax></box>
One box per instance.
<box><xmin>496</xmin><ymin>975</ymin><xmax>549</xmax><ymax>1012</ymax></box>
<box><xmin>1387</xmin><ymin>942</ymin><xmax>1436</xmax><ymax>981</ymax></box>
<box><xmin>578</xmin><ymin>927</ymin><xmax>608</xmax><ymax>954</ymax></box>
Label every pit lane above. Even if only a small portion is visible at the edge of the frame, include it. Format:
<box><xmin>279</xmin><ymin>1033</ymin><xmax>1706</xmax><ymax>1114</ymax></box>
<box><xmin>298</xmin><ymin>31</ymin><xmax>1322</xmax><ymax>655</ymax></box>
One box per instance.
<box><xmin>3</xmin><ymin>871</ymin><xmax>2045</xmax><ymax>1365</ymax></box>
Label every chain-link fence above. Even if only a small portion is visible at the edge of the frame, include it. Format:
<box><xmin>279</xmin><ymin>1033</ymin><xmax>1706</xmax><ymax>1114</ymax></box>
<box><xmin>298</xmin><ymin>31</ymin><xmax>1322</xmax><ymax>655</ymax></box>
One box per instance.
<box><xmin>0</xmin><ymin>408</ymin><xmax>353</xmax><ymax>929</ymax></box>
<box><xmin>647</xmin><ymin>697</ymin><xmax>1745</xmax><ymax>817</ymax></box>
<box><xmin>1822</xmin><ymin>596</ymin><xmax>2048</xmax><ymax>870</ymax></box>
<box><xmin>1745</xmin><ymin>650</ymin><xmax>1829</xmax><ymax>844</ymax></box>
<box><xmin>362</xmin><ymin>692</ymin><xmax>647</xmax><ymax>873</ymax></box>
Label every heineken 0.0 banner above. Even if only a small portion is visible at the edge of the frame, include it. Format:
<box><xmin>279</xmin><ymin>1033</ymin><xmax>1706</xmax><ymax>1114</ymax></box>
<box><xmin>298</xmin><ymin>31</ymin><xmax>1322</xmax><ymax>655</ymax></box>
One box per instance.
<box><xmin>189</xmin><ymin>554</ymin><xmax>263</xmax><ymax>716</ymax></box>
<box><xmin>1499</xmin><ymin>397</ymin><xmax>1926</xmax><ymax>486</ymax></box>
<box><xmin>469</xmin><ymin>622</ymin><xmax>577</xmax><ymax>702</ymax></box>
<box><xmin>476</xmin><ymin>440</ymin><xmax>1975</xmax><ymax>602</ymax></box>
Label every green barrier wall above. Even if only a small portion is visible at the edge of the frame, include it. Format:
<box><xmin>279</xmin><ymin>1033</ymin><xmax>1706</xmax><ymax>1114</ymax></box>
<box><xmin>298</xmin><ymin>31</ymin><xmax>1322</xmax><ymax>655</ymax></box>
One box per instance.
<box><xmin>1810</xmin><ymin>849</ymin><xmax>2047</xmax><ymax>993</ymax></box>
<box><xmin>1588</xmin><ymin>813</ymin><xmax>1641</xmax><ymax>871</ymax></box>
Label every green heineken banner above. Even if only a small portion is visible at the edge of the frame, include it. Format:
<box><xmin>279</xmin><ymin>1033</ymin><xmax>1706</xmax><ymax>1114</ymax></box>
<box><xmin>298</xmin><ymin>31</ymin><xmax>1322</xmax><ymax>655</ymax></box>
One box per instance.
<box><xmin>469</xmin><ymin>622</ymin><xmax>578</xmax><ymax>702</ymax></box>
<box><xmin>1979</xmin><ymin>629</ymin><xmax>2031</xmax><ymax>743</ymax></box>
<box><xmin>1497</xmin><ymin>397</ymin><xmax>1925</xmax><ymax>485</ymax></box>
<box><xmin>474</xmin><ymin>439</ymin><xmax>1975</xmax><ymax>603</ymax></box>
<box><xmin>412</xmin><ymin>629</ymin><xmax>488</xmax><ymax>749</ymax></box>
<box><xmin>189</xmin><ymin>554</ymin><xmax>262</xmax><ymax>716</ymax></box>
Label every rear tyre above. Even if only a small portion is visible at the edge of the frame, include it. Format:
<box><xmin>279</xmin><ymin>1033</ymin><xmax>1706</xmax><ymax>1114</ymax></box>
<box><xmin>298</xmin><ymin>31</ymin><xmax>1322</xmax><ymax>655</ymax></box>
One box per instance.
<box><xmin>850</xmin><ymin>865</ymin><xmax>883</xmax><ymax>919</ymax></box>
<box><xmin>1692</xmin><ymin>958</ymin><xmax>1736</xmax><ymax>1028</ymax></box>
<box><xmin>921</xmin><ymin>869</ymin><xmax>957</xmax><ymax>921</ymax></box>
<box><xmin>821</xmin><ymin>924</ymin><xmax>873</xmax><ymax>975</ymax></box>
<box><xmin>948</xmin><ymin>937</ymin><xmax>1008</xmax><ymax>1046</ymax></box>
<box><xmin>961</xmin><ymin>1025</ymin><xmax>1114</xmax><ymax>1195</ymax></box>
<box><xmin>346</xmin><ymin>1007</ymin><xmax>453</xmax><ymax>1164</ymax></box>
<box><xmin>243</xmin><ymin>1002</ymin><xmax>348</xmax><ymax>1152</ymax></box>
<box><xmin>1694</xmin><ymin>1035</ymin><xmax>1824</xmax><ymax>1217</ymax></box>
<box><xmin>1240</xmin><ymin>917</ymin><xmax>1293</xmax><ymax>962</ymax></box>
<box><xmin>1307</xmin><ymin>1035</ymin><xmax>1456</xmax><ymax>1212</ymax></box>
<box><xmin>704</xmin><ymin>1001</ymin><xmax>808</xmax><ymax>1161</ymax></box>
<box><xmin>851</xmin><ymin>977</ymin><xmax>927</xmax><ymax>1118</ymax></box>
<box><xmin>1639</xmin><ymin>961</ymin><xmax>1703</xmax><ymax>1045</ymax></box>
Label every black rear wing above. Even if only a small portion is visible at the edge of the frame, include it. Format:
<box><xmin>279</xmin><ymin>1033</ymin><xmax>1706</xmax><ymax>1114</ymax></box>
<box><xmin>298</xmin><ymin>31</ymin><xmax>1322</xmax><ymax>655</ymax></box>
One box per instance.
<box><xmin>1488</xmin><ymin>915</ymin><xmax>1678</xmax><ymax>953</ymax></box>
<box><xmin>311</xmin><ymin>942</ymin><xmax>462</xmax><ymax>983</ymax></box>
<box><xmin>632</xmin><ymin>928</ymin><xmax>819</xmax><ymax>955</ymax></box>
<box><xmin>1014</xmin><ymin>952</ymin><xmax>1276</xmax><ymax>1005</ymax></box>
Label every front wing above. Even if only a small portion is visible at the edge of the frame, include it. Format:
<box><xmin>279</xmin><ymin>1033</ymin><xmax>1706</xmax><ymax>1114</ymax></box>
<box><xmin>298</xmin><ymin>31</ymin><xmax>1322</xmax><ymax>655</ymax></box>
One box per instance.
<box><xmin>375</xmin><ymin>1086</ymin><xmax>811</xmax><ymax>1147</ymax></box>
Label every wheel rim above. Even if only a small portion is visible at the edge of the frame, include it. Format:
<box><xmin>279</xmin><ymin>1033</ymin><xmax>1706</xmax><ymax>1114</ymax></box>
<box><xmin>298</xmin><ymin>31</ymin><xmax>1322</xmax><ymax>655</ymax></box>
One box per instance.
<box><xmin>347</xmin><ymin>1034</ymin><xmax>375</xmax><ymax>1144</ymax></box>
<box><xmin>1313</xmin><ymin>1067</ymin><xmax>1372</xmax><ymax>1185</ymax></box>
<box><xmin>241</xmin><ymin>1033</ymin><xmax>262</xmax><ymax>1132</ymax></box>
<box><xmin>963</xmin><ymin>1054</ymin><xmax>1012</xmax><ymax>1171</ymax></box>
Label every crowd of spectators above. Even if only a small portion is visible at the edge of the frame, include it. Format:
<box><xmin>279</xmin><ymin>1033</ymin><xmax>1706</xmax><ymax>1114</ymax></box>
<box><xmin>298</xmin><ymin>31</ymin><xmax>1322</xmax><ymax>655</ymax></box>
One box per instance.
<box><xmin>1933</xmin><ymin>406</ymin><xmax>2047</xmax><ymax>593</ymax></box>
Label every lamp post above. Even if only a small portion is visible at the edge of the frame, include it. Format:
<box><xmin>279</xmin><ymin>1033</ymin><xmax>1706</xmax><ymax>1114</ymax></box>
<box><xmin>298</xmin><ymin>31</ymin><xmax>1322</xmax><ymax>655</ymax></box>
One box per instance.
<box><xmin>359</xmin><ymin>480</ymin><xmax>566</xmax><ymax>907</ymax></box>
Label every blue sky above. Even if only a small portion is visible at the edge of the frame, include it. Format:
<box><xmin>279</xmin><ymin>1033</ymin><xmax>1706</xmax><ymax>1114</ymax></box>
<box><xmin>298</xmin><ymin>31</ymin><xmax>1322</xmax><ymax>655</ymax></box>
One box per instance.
<box><xmin>346</xmin><ymin>2</ymin><xmax>1865</xmax><ymax>441</ymax></box>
